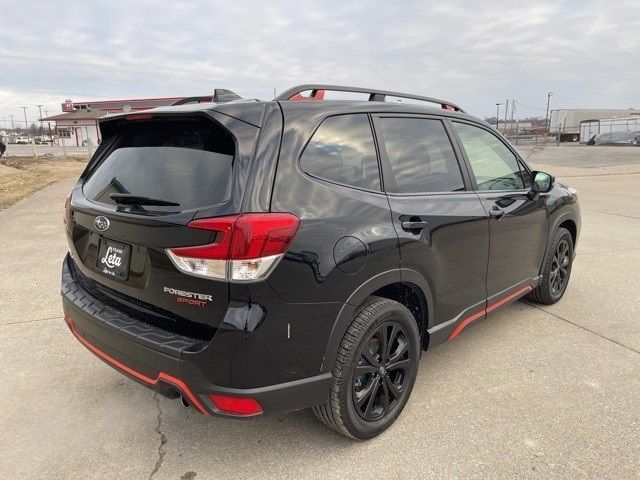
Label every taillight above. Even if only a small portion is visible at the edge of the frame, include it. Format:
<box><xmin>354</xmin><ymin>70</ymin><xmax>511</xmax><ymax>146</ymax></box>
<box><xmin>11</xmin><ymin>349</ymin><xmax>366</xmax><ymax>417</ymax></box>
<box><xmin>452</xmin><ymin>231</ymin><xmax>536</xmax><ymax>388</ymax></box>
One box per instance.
<box><xmin>63</xmin><ymin>191</ymin><xmax>72</xmax><ymax>224</ymax></box>
<box><xmin>166</xmin><ymin>213</ymin><xmax>299</xmax><ymax>283</ymax></box>
<box><xmin>209</xmin><ymin>394</ymin><xmax>263</xmax><ymax>416</ymax></box>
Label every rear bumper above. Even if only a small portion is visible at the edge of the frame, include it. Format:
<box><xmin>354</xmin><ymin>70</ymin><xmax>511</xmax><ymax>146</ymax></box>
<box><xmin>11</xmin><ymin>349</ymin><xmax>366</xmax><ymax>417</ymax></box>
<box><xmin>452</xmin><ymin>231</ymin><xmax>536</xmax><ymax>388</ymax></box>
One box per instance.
<box><xmin>61</xmin><ymin>255</ymin><xmax>331</xmax><ymax>417</ymax></box>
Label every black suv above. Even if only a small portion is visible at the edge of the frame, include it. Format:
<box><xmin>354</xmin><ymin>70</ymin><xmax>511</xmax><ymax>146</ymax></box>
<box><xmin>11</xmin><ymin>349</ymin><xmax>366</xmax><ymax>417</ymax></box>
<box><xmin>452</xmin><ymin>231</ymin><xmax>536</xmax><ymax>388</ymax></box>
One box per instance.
<box><xmin>61</xmin><ymin>85</ymin><xmax>580</xmax><ymax>439</ymax></box>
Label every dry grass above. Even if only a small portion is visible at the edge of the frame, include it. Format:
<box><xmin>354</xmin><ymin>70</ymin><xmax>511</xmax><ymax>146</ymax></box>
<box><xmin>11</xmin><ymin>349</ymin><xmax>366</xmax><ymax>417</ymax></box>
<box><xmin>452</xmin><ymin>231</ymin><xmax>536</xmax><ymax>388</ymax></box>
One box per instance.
<box><xmin>0</xmin><ymin>156</ymin><xmax>89</xmax><ymax>210</ymax></box>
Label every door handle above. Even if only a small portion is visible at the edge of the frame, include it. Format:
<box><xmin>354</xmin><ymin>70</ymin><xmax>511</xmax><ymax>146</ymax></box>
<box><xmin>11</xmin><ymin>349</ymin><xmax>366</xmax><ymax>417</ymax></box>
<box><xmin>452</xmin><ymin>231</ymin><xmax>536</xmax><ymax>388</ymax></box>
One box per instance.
<box><xmin>401</xmin><ymin>220</ymin><xmax>429</xmax><ymax>232</ymax></box>
<box><xmin>488</xmin><ymin>207</ymin><xmax>505</xmax><ymax>220</ymax></box>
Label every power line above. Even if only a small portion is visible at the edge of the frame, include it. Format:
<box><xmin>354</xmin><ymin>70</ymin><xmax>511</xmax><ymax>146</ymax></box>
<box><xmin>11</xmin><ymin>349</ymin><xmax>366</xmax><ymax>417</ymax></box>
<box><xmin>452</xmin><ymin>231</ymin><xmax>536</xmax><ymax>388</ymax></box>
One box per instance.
<box><xmin>0</xmin><ymin>86</ymin><xmax>112</xmax><ymax>98</ymax></box>
<box><xmin>517</xmin><ymin>103</ymin><xmax>547</xmax><ymax>111</ymax></box>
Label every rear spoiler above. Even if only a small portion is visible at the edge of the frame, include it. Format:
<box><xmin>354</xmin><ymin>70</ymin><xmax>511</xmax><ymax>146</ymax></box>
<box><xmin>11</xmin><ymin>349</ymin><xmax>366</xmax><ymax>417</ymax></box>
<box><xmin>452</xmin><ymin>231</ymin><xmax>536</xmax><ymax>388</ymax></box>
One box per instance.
<box><xmin>171</xmin><ymin>89</ymin><xmax>242</xmax><ymax>106</ymax></box>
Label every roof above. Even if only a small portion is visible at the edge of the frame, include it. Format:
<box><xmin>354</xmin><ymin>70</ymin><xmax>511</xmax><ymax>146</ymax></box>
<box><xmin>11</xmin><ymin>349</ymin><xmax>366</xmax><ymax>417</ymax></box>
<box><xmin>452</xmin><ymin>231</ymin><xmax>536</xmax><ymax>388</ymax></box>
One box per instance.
<box><xmin>99</xmin><ymin>98</ymin><xmax>483</xmax><ymax>131</ymax></box>
<box><xmin>41</xmin><ymin>109</ymin><xmax>109</xmax><ymax>121</ymax></box>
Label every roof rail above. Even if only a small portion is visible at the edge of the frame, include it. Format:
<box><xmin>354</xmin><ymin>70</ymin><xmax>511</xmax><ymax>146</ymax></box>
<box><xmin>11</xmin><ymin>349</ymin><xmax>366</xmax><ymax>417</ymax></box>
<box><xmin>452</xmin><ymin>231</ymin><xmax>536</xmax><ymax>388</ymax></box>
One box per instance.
<box><xmin>171</xmin><ymin>89</ymin><xmax>242</xmax><ymax>106</ymax></box>
<box><xmin>275</xmin><ymin>84</ymin><xmax>464</xmax><ymax>112</ymax></box>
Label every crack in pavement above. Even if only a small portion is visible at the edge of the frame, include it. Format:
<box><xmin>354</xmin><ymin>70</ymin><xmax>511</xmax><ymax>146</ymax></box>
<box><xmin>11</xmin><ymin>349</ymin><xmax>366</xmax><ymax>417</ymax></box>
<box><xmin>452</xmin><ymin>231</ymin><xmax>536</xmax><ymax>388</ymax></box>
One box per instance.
<box><xmin>0</xmin><ymin>315</ymin><xmax>62</xmax><ymax>327</ymax></box>
<box><xmin>559</xmin><ymin>171</ymin><xmax>640</xmax><ymax>178</ymax></box>
<box><xmin>524</xmin><ymin>302</ymin><xmax>640</xmax><ymax>355</ymax></box>
<box><xmin>585</xmin><ymin>209</ymin><xmax>640</xmax><ymax>221</ymax></box>
<box><xmin>578</xmin><ymin>248</ymin><xmax>640</xmax><ymax>256</ymax></box>
<box><xmin>148</xmin><ymin>394</ymin><xmax>167</xmax><ymax>480</ymax></box>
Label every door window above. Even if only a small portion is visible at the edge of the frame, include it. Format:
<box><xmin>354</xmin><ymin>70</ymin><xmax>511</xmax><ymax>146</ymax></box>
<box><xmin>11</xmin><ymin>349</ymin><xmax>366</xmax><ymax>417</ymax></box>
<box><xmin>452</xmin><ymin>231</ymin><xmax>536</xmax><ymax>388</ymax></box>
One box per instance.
<box><xmin>453</xmin><ymin>122</ymin><xmax>530</xmax><ymax>191</ymax></box>
<box><xmin>378</xmin><ymin>117</ymin><xmax>465</xmax><ymax>193</ymax></box>
<box><xmin>300</xmin><ymin>114</ymin><xmax>380</xmax><ymax>190</ymax></box>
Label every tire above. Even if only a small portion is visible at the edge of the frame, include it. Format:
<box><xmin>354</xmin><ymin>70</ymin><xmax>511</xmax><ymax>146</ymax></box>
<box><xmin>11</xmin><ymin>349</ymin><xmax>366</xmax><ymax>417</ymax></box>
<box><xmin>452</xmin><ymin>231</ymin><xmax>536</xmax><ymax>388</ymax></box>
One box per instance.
<box><xmin>313</xmin><ymin>296</ymin><xmax>421</xmax><ymax>439</ymax></box>
<box><xmin>527</xmin><ymin>227</ymin><xmax>574</xmax><ymax>305</ymax></box>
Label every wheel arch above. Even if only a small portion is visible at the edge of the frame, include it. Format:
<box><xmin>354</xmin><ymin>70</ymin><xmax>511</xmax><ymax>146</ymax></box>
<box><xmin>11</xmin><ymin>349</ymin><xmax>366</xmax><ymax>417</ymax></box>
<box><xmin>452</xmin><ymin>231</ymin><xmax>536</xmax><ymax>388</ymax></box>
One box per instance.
<box><xmin>540</xmin><ymin>211</ymin><xmax>577</xmax><ymax>276</ymax></box>
<box><xmin>320</xmin><ymin>269</ymin><xmax>434</xmax><ymax>374</ymax></box>
<box><xmin>558</xmin><ymin>218</ymin><xmax>577</xmax><ymax>246</ymax></box>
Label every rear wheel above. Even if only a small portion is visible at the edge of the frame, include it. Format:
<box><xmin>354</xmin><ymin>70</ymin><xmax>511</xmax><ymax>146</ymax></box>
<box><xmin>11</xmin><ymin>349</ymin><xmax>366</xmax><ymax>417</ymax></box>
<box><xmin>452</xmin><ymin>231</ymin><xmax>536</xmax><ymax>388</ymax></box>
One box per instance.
<box><xmin>313</xmin><ymin>296</ymin><xmax>420</xmax><ymax>439</ymax></box>
<box><xmin>527</xmin><ymin>227</ymin><xmax>574</xmax><ymax>305</ymax></box>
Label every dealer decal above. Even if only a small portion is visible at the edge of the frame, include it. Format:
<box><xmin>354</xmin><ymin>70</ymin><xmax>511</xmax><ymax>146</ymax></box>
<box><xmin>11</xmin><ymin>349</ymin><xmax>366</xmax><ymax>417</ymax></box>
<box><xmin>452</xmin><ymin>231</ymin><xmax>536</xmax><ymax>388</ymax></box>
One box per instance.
<box><xmin>101</xmin><ymin>246</ymin><xmax>123</xmax><ymax>269</ymax></box>
<box><xmin>163</xmin><ymin>286</ymin><xmax>212</xmax><ymax>307</ymax></box>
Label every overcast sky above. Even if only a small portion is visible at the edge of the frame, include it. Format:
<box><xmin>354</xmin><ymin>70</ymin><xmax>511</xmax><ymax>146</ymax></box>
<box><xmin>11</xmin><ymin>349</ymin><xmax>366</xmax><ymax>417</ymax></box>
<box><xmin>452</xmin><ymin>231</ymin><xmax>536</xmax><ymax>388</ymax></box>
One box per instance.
<box><xmin>1</xmin><ymin>0</ymin><xmax>639</xmax><ymax>128</ymax></box>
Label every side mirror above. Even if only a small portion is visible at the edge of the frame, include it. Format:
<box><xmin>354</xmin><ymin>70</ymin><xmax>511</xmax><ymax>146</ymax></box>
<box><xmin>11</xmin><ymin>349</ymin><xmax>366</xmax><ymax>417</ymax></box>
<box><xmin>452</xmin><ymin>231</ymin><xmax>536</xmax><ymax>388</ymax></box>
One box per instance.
<box><xmin>531</xmin><ymin>171</ymin><xmax>554</xmax><ymax>193</ymax></box>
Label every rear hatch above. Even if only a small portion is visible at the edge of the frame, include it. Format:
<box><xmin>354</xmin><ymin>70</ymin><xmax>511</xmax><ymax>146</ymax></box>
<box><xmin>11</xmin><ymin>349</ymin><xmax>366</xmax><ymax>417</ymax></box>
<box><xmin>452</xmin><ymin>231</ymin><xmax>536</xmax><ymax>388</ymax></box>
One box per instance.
<box><xmin>66</xmin><ymin>111</ymin><xmax>260</xmax><ymax>340</ymax></box>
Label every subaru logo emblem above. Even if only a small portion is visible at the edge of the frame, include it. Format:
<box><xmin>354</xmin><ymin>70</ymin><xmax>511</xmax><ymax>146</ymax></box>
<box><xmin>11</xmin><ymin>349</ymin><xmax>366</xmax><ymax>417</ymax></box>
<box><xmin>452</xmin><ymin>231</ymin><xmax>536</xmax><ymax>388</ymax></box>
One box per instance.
<box><xmin>94</xmin><ymin>216</ymin><xmax>110</xmax><ymax>232</ymax></box>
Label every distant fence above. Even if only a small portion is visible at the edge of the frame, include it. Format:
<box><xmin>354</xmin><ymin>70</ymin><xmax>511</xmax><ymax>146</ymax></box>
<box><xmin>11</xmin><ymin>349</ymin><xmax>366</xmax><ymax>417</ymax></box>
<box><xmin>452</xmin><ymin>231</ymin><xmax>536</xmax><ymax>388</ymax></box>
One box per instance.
<box><xmin>579</xmin><ymin>117</ymin><xmax>640</xmax><ymax>145</ymax></box>
<box><xmin>3</xmin><ymin>142</ymin><xmax>96</xmax><ymax>158</ymax></box>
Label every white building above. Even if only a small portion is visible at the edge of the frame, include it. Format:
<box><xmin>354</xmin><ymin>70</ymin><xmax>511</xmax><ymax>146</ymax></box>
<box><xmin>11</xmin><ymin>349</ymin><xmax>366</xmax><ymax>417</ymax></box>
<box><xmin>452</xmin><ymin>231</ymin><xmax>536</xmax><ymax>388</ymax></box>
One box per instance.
<box><xmin>40</xmin><ymin>109</ymin><xmax>107</xmax><ymax>147</ymax></box>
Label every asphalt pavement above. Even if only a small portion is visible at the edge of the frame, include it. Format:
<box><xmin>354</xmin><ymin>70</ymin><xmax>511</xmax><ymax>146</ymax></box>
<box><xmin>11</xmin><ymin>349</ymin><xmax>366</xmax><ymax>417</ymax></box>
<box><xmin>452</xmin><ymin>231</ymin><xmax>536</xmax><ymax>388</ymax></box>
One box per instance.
<box><xmin>1</xmin><ymin>145</ymin><xmax>638</xmax><ymax>479</ymax></box>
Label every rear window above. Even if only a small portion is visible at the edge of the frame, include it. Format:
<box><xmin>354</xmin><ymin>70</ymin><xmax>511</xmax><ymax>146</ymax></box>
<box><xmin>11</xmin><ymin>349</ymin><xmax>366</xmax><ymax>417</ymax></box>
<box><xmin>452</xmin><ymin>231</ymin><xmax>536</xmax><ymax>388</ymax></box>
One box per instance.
<box><xmin>83</xmin><ymin>117</ymin><xmax>234</xmax><ymax>210</ymax></box>
<box><xmin>300</xmin><ymin>114</ymin><xmax>381</xmax><ymax>191</ymax></box>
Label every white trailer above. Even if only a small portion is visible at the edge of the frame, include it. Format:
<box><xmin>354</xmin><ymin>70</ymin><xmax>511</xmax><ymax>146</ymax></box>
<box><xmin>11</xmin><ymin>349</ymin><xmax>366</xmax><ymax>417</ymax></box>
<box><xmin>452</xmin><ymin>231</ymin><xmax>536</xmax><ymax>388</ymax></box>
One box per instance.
<box><xmin>550</xmin><ymin>109</ymin><xmax>639</xmax><ymax>142</ymax></box>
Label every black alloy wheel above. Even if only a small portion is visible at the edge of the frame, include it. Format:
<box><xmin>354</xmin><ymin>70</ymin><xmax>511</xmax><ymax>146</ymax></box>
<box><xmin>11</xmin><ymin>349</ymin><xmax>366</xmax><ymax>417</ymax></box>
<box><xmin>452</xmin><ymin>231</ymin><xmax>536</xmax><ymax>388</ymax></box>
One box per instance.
<box><xmin>352</xmin><ymin>322</ymin><xmax>411</xmax><ymax>421</ymax></box>
<box><xmin>527</xmin><ymin>227</ymin><xmax>574</xmax><ymax>305</ymax></box>
<box><xmin>550</xmin><ymin>238</ymin><xmax>571</xmax><ymax>296</ymax></box>
<box><xmin>313</xmin><ymin>296</ymin><xmax>420</xmax><ymax>439</ymax></box>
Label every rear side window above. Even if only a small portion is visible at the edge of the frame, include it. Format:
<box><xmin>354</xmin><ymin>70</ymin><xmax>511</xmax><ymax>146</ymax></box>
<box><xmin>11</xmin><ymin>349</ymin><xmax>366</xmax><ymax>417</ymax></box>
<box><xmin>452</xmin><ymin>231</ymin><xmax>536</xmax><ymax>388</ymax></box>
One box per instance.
<box><xmin>300</xmin><ymin>114</ymin><xmax>380</xmax><ymax>191</ymax></box>
<box><xmin>83</xmin><ymin>118</ymin><xmax>234</xmax><ymax>210</ymax></box>
<box><xmin>379</xmin><ymin>117</ymin><xmax>464</xmax><ymax>193</ymax></box>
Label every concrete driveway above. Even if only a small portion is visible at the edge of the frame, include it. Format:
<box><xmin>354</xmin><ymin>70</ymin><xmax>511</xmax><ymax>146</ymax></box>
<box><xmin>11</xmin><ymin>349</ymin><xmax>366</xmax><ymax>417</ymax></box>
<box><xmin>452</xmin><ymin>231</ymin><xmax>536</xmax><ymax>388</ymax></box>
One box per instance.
<box><xmin>1</xmin><ymin>145</ymin><xmax>639</xmax><ymax>479</ymax></box>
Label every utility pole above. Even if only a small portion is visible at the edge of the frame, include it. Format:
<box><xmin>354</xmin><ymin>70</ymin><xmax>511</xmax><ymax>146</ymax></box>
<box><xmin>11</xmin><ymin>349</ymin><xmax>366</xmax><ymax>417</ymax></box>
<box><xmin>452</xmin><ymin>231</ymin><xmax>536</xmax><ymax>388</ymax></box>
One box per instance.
<box><xmin>9</xmin><ymin>114</ymin><xmax>14</xmax><ymax>130</ymax></box>
<box><xmin>21</xmin><ymin>106</ymin><xmax>28</xmax><ymax>131</ymax></box>
<box><xmin>495</xmin><ymin>103</ymin><xmax>502</xmax><ymax>130</ymax></box>
<box><xmin>37</xmin><ymin>104</ymin><xmax>44</xmax><ymax>133</ymax></box>
<box><xmin>545</xmin><ymin>92</ymin><xmax>553</xmax><ymax>134</ymax></box>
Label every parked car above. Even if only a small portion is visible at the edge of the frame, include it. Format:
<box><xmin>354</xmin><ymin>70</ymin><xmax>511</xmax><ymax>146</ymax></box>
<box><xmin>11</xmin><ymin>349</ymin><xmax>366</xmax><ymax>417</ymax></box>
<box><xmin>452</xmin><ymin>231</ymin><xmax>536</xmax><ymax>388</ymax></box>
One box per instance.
<box><xmin>34</xmin><ymin>136</ymin><xmax>49</xmax><ymax>145</ymax></box>
<box><xmin>61</xmin><ymin>84</ymin><xmax>581</xmax><ymax>439</ymax></box>
<box><xmin>13</xmin><ymin>136</ymin><xmax>30</xmax><ymax>144</ymax></box>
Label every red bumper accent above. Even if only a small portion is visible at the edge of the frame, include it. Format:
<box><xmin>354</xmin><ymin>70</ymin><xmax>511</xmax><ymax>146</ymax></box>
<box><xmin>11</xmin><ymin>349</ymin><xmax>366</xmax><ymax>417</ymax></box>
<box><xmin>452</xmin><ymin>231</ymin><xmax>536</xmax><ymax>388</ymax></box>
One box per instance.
<box><xmin>64</xmin><ymin>314</ymin><xmax>209</xmax><ymax>415</ymax></box>
<box><xmin>449</xmin><ymin>285</ymin><xmax>533</xmax><ymax>340</ymax></box>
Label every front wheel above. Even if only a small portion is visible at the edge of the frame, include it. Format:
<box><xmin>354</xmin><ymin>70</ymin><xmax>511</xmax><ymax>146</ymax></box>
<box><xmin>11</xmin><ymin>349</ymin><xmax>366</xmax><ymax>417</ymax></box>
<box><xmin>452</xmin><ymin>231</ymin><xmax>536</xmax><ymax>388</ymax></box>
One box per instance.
<box><xmin>527</xmin><ymin>227</ymin><xmax>574</xmax><ymax>305</ymax></box>
<box><xmin>313</xmin><ymin>296</ymin><xmax>420</xmax><ymax>439</ymax></box>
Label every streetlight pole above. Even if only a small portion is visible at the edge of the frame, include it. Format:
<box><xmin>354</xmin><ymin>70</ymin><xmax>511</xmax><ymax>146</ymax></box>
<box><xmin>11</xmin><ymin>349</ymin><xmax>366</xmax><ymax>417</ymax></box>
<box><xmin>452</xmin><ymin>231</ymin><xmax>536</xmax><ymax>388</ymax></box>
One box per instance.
<box><xmin>504</xmin><ymin>99</ymin><xmax>509</xmax><ymax>134</ymax></box>
<box><xmin>546</xmin><ymin>91</ymin><xmax>553</xmax><ymax>134</ymax></box>
<box><xmin>495</xmin><ymin>103</ymin><xmax>502</xmax><ymax>130</ymax></box>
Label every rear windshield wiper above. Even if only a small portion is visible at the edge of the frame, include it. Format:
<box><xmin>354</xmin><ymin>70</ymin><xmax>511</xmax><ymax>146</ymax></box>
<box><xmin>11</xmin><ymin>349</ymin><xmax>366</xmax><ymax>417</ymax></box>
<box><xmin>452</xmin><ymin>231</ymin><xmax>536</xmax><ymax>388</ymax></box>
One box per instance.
<box><xmin>109</xmin><ymin>193</ymin><xmax>180</xmax><ymax>207</ymax></box>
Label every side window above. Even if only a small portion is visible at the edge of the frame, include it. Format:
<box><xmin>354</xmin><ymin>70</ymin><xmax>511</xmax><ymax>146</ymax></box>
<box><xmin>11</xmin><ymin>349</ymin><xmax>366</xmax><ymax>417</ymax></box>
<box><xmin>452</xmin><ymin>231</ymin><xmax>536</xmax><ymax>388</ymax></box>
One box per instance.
<box><xmin>300</xmin><ymin>114</ymin><xmax>380</xmax><ymax>190</ymax></box>
<box><xmin>379</xmin><ymin>117</ymin><xmax>465</xmax><ymax>193</ymax></box>
<box><xmin>453</xmin><ymin>122</ymin><xmax>530</xmax><ymax>191</ymax></box>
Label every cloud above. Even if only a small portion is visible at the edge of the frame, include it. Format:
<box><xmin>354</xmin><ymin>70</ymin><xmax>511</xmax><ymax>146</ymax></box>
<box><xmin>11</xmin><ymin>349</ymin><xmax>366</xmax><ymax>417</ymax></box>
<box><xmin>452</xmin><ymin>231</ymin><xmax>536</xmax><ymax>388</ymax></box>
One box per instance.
<box><xmin>1</xmin><ymin>0</ymin><xmax>639</xmax><ymax>125</ymax></box>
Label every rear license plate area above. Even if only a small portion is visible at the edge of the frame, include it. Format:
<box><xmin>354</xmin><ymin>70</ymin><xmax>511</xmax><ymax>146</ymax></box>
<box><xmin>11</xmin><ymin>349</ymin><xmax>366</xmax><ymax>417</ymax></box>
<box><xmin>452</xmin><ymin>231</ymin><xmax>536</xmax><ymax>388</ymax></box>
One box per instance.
<box><xmin>96</xmin><ymin>238</ymin><xmax>131</xmax><ymax>280</ymax></box>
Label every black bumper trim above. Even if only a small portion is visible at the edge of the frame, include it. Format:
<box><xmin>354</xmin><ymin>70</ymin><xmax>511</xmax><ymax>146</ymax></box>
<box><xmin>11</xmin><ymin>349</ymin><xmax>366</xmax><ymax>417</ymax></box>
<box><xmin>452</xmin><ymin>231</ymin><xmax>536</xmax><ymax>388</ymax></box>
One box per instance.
<box><xmin>62</xmin><ymin>255</ymin><xmax>204</xmax><ymax>358</ymax></box>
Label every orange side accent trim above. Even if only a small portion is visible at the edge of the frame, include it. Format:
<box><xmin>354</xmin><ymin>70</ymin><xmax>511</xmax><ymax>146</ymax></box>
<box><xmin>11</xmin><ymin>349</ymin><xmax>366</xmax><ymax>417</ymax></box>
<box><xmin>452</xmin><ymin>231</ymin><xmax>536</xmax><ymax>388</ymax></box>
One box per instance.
<box><xmin>449</xmin><ymin>285</ymin><xmax>533</xmax><ymax>340</ymax></box>
<box><xmin>64</xmin><ymin>315</ymin><xmax>209</xmax><ymax>415</ymax></box>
